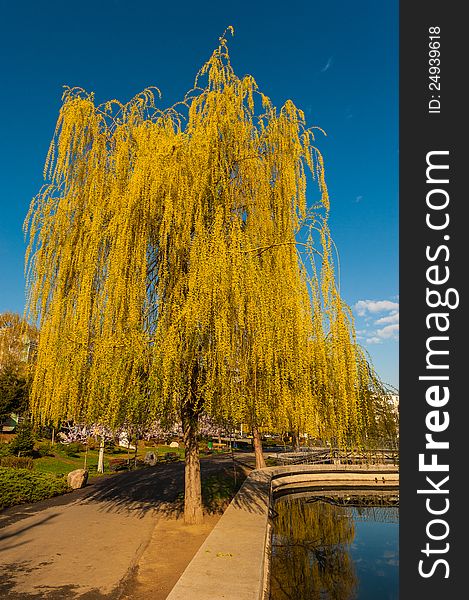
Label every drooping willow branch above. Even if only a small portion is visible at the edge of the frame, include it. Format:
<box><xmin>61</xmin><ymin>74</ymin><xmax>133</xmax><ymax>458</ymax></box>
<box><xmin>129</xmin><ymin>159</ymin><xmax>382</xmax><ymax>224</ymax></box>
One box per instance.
<box><xmin>24</xmin><ymin>29</ymin><xmax>384</xmax><ymax>448</ymax></box>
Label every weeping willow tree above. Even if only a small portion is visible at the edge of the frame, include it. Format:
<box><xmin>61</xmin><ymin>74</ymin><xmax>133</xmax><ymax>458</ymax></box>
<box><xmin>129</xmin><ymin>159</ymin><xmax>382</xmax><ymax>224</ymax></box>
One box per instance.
<box><xmin>25</xmin><ymin>29</ymin><xmax>378</xmax><ymax>523</ymax></box>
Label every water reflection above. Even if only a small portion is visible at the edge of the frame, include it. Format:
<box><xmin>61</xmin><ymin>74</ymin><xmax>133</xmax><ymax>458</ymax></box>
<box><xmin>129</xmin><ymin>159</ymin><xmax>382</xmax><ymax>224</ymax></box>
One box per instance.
<box><xmin>270</xmin><ymin>494</ymin><xmax>399</xmax><ymax>600</ymax></box>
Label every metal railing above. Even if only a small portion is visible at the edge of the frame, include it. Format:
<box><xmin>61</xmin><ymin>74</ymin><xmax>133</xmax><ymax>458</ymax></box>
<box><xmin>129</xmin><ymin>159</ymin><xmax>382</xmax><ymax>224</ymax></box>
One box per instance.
<box><xmin>270</xmin><ymin>446</ymin><xmax>399</xmax><ymax>466</ymax></box>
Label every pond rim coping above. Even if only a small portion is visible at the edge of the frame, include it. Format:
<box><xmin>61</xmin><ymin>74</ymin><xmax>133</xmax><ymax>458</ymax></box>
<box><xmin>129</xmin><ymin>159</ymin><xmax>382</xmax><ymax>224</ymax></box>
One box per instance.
<box><xmin>165</xmin><ymin>463</ymin><xmax>399</xmax><ymax>600</ymax></box>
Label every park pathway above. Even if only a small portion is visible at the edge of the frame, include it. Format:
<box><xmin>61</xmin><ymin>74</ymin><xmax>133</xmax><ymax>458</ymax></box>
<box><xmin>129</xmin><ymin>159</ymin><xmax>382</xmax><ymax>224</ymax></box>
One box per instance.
<box><xmin>0</xmin><ymin>455</ymin><xmax>247</xmax><ymax>599</ymax></box>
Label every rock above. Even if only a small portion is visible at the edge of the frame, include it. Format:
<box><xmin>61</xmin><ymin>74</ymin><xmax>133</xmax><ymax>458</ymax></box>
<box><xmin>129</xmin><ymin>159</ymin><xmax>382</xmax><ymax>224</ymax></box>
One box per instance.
<box><xmin>169</xmin><ymin>441</ymin><xmax>179</xmax><ymax>448</ymax></box>
<box><xmin>67</xmin><ymin>469</ymin><xmax>89</xmax><ymax>489</ymax></box>
<box><xmin>144</xmin><ymin>451</ymin><xmax>158</xmax><ymax>466</ymax></box>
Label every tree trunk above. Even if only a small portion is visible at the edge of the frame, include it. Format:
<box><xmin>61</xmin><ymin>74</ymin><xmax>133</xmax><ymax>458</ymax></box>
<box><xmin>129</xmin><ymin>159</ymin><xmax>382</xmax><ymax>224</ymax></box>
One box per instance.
<box><xmin>252</xmin><ymin>426</ymin><xmax>266</xmax><ymax>469</ymax></box>
<box><xmin>97</xmin><ymin>436</ymin><xmax>105</xmax><ymax>473</ymax></box>
<box><xmin>133</xmin><ymin>431</ymin><xmax>139</xmax><ymax>469</ymax></box>
<box><xmin>83</xmin><ymin>442</ymin><xmax>88</xmax><ymax>471</ymax></box>
<box><xmin>292</xmin><ymin>429</ymin><xmax>300</xmax><ymax>452</ymax></box>
<box><xmin>182</xmin><ymin>404</ymin><xmax>203</xmax><ymax>525</ymax></box>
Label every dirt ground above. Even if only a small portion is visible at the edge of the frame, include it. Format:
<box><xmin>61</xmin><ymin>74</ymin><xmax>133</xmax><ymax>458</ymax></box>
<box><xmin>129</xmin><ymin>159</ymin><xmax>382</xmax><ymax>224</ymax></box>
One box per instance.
<box><xmin>0</xmin><ymin>454</ymin><xmax>252</xmax><ymax>599</ymax></box>
<box><xmin>119</xmin><ymin>513</ymin><xmax>223</xmax><ymax>600</ymax></box>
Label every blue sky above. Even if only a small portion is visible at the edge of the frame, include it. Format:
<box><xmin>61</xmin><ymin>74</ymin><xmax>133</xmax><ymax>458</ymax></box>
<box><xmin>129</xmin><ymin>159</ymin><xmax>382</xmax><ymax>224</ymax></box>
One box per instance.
<box><xmin>0</xmin><ymin>0</ymin><xmax>398</xmax><ymax>388</ymax></box>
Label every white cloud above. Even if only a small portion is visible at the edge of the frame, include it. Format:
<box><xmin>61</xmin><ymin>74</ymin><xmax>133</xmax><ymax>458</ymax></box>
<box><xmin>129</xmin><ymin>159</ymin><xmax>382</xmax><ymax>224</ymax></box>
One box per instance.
<box><xmin>354</xmin><ymin>298</ymin><xmax>399</xmax><ymax>344</ymax></box>
<box><xmin>375</xmin><ymin>312</ymin><xmax>400</xmax><ymax>325</ymax></box>
<box><xmin>321</xmin><ymin>56</ymin><xmax>333</xmax><ymax>72</ymax></box>
<box><xmin>354</xmin><ymin>299</ymin><xmax>399</xmax><ymax>317</ymax></box>
<box><xmin>376</xmin><ymin>323</ymin><xmax>399</xmax><ymax>340</ymax></box>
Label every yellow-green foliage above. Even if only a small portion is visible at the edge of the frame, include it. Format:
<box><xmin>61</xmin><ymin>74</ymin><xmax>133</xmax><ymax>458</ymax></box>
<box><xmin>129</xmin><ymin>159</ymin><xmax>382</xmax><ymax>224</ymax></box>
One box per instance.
<box><xmin>25</xmin><ymin>31</ymin><xmax>377</xmax><ymax>445</ymax></box>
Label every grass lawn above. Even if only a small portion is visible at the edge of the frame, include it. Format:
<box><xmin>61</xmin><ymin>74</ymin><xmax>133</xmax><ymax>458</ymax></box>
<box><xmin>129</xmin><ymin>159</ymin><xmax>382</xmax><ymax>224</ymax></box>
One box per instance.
<box><xmin>34</xmin><ymin>449</ymin><xmax>112</xmax><ymax>476</ymax></box>
<box><xmin>2</xmin><ymin>436</ymin><xmax>233</xmax><ymax>479</ymax></box>
<box><xmin>32</xmin><ymin>442</ymin><xmax>201</xmax><ymax>476</ymax></box>
<box><xmin>1</xmin><ymin>439</ymin><xmax>236</xmax><ymax>511</ymax></box>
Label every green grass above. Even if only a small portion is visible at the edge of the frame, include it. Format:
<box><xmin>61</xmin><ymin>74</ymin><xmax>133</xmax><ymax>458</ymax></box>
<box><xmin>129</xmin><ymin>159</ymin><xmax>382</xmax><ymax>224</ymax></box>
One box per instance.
<box><xmin>1</xmin><ymin>438</ymin><xmax>231</xmax><ymax>481</ymax></box>
<box><xmin>34</xmin><ymin>450</ymin><xmax>100</xmax><ymax>476</ymax></box>
<box><xmin>34</xmin><ymin>447</ymin><xmax>135</xmax><ymax>476</ymax></box>
<box><xmin>149</xmin><ymin>445</ymin><xmax>186</xmax><ymax>460</ymax></box>
<box><xmin>202</xmin><ymin>467</ymin><xmax>248</xmax><ymax>513</ymax></box>
<box><xmin>0</xmin><ymin>441</ymin><xmax>238</xmax><ymax>511</ymax></box>
<box><xmin>32</xmin><ymin>443</ymin><xmax>189</xmax><ymax>476</ymax></box>
<box><xmin>169</xmin><ymin>465</ymin><xmax>248</xmax><ymax>517</ymax></box>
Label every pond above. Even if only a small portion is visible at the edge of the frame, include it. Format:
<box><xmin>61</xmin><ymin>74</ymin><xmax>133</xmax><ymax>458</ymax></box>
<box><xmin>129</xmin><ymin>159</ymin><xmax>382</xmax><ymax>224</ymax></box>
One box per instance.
<box><xmin>270</xmin><ymin>492</ymin><xmax>399</xmax><ymax>600</ymax></box>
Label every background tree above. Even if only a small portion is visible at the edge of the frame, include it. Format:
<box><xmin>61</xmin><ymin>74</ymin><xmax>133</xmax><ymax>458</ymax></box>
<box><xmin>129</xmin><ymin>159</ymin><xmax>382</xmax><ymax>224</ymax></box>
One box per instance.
<box><xmin>0</xmin><ymin>312</ymin><xmax>37</xmax><ymax>422</ymax></box>
<box><xmin>0</xmin><ymin>358</ymin><xmax>29</xmax><ymax>420</ymax></box>
<box><xmin>361</xmin><ymin>377</ymin><xmax>399</xmax><ymax>446</ymax></box>
<box><xmin>10</xmin><ymin>418</ymin><xmax>35</xmax><ymax>457</ymax></box>
<box><xmin>25</xmin><ymin>31</ymin><xmax>378</xmax><ymax>523</ymax></box>
<box><xmin>0</xmin><ymin>312</ymin><xmax>37</xmax><ymax>368</ymax></box>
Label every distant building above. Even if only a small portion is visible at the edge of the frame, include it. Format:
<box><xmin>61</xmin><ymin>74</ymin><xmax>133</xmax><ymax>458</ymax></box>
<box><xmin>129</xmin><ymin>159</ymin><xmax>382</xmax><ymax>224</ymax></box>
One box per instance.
<box><xmin>1</xmin><ymin>413</ymin><xmax>19</xmax><ymax>433</ymax></box>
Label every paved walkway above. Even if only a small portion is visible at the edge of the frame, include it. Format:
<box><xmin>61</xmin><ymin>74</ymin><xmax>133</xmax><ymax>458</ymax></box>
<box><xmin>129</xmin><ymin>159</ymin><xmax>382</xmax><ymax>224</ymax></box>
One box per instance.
<box><xmin>0</xmin><ymin>455</ymin><xmax>246</xmax><ymax>599</ymax></box>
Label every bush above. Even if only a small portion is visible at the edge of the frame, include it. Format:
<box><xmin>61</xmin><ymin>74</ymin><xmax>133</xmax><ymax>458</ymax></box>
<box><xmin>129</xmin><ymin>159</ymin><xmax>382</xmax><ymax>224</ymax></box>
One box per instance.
<box><xmin>35</xmin><ymin>425</ymin><xmax>53</xmax><ymax>440</ymax></box>
<box><xmin>104</xmin><ymin>440</ymin><xmax>115</xmax><ymax>453</ymax></box>
<box><xmin>0</xmin><ymin>455</ymin><xmax>34</xmax><ymax>469</ymax></box>
<box><xmin>65</xmin><ymin>442</ymin><xmax>85</xmax><ymax>455</ymax></box>
<box><xmin>108</xmin><ymin>458</ymin><xmax>130</xmax><ymax>471</ymax></box>
<box><xmin>35</xmin><ymin>441</ymin><xmax>53</xmax><ymax>457</ymax></box>
<box><xmin>0</xmin><ymin>443</ymin><xmax>13</xmax><ymax>457</ymax></box>
<box><xmin>86</xmin><ymin>438</ymin><xmax>99</xmax><ymax>450</ymax></box>
<box><xmin>0</xmin><ymin>467</ymin><xmax>69</xmax><ymax>509</ymax></box>
<box><xmin>10</xmin><ymin>420</ymin><xmax>35</xmax><ymax>456</ymax></box>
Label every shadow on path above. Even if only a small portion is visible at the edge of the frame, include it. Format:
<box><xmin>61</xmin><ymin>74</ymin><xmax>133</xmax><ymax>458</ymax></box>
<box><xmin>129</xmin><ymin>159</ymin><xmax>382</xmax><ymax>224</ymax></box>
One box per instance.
<box><xmin>0</xmin><ymin>454</ymin><xmax>263</xmax><ymax>599</ymax></box>
<box><xmin>82</xmin><ymin>461</ymin><xmax>186</xmax><ymax>518</ymax></box>
<box><xmin>82</xmin><ymin>454</ymin><xmax>253</xmax><ymax>518</ymax></box>
<box><xmin>0</xmin><ymin>513</ymin><xmax>59</xmax><ymax>547</ymax></box>
<box><xmin>1</xmin><ymin>454</ymin><xmax>261</xmax><ymax>530</ymax></box>
<box><xmin>0</xmin><ymin>513</ymin><xmax>59</xmax><ymax>552</ymax></box>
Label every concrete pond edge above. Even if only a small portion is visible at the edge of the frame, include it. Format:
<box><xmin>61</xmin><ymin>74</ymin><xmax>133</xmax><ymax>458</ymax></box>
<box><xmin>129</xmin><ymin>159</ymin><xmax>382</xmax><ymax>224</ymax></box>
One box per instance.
<box><xmin>166</xmin><ymin>463</ymin><xmax>399</xmax><ymax>600</ymax></box>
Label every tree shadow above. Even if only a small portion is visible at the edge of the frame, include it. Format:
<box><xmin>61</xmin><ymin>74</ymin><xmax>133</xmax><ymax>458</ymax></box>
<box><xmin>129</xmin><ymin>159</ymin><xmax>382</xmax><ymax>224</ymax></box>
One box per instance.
<box><xmin>0</xmin><ymin>568</ymin><xmax>120</xmax><ymax>600</ymax></box>
<box><xmin>201</xmin><ymin>461</ymin><xmax>252</xmax><ymax>515</ymax></box>
<box><xmin>0</xmin><ymin>513</ymin><xmax>59</xmax><ymax>551</ymax></box>
<box><xmin>230</xmin><ymin>469</ymin><xmax>271</xmax><ymax>515</ymax></box>
<box><xmin>81</xmin><ymin>461</ymin><xmax>185</xmax><ymax>518</ymax></box>
<box><xmin>81</xmin><ymin>455</ymin><xmax>255</xmax><ymax>519</ymax></box>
